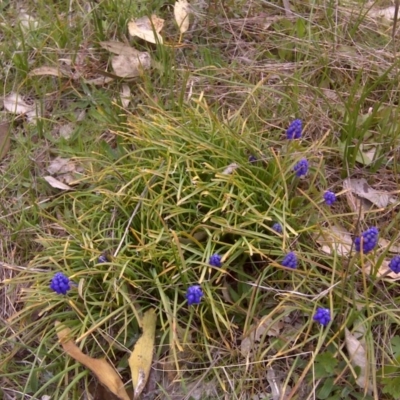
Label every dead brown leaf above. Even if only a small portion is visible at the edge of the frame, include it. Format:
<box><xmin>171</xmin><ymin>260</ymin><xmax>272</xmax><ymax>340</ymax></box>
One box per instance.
<box><xmin>364</xmin><ymin>259</ymin><xmax>400</xmax><ymax>280</ymax></box>
<box><xmin>345</xmin><ymin>326</ymin><xmax>372</xmax><ymax>394</ymax></box>
<box><xmin>55</xmin><ymin>321</ymin><xmax>130</xmax><ymax>400</ymax></box>
<box><xmin>44</xmin><ymin>176</ymin><xmax>73</xmax><ymax>190</ymax></box>
<box><xmin>343</xmin><ymin>178</ymin><xmax>396</xmax><ymax>209</ymax></box>
<box><xmin>315</xmin><ymin>224</ymin><xmax>353</xmax><ymax>256</ymax></box>
<box><xmin>46</xmin><ymin>157</ymin><xmax>84</xmax><ymax>185</ymax></box>
<box><xmin>174</xmin><ymin>0</ymin><xmax>190</xmax><ymax>34</ymax></box>
<box><xmin>111</xmin><ymin>53</ymin><xmax>151</xmax><ymax>78</ymax></box>
<box><xmin>128</xmin><ymin>15</ymin><xmax>164</xmax><ymax>44</ymax></box>
<box><xmin>3</xmin><ymin>92</ymin><xmax>39</xmax><ymax>122</ymax></box>
<box><xmin>29</xmin><ymin>66</ymin><xmax>71</xmax><ymax>78</ymax></box>
<box><xmin>378</xmin><ymin>238</ymin><xmax>400</xmax><ymax>253</ymax></box>
<box><xmin>120</xmin><ymin>84</ymin><xmax>131</xmax><ymax>108</ymax></box>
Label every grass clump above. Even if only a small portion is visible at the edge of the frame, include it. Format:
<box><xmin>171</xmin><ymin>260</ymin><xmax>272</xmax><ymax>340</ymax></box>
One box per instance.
<box><xmin>2</xmin><ymin>0</ymin><xmax>400</xmax><ymax>399</ymax></box>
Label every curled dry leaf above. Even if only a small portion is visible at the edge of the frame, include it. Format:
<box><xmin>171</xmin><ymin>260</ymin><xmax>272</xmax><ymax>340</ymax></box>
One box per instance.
<box><xmin>84</xmin><ymin>76</ymin><xmax>114</xmax><ymax>86</ymax></box>
<box><xmin>44</xmin><ymin>176</ymin><xmax>73</xmax><ymax>190</ymax></box>
<box><xmin>3</xmin><ymin>92</ymin><xmax>39</xmax><ymax>122</ymax></box>
<box><xmin>128</xmin><ymin>15</ymin><xmax>164</xmax><ymax>44</ymax></box>
<box><xmin>55</xmin><ymin>321</ymin><xmax>130</xmax><ymax>400</ymax></box>
<box><xmin>316</xmin><ymin>224</ymin><xmax>352</xmax><ymax>256</ymax></box>
<box><xmin>129</xmin><ymin>308</ymin><xmax>157</xmax><ymax>399</ymax></box>
<box><xmin>119</xmin><ymin>84</ymin><xmax>131</xmax><ymax>108</ymax></box>
<box><xmin>29</xmin><ymin>66</ymin><xmax>71</xmax><ymax>78</ymax></box>
<box><xmin>174</xmin><ymin>0</ymin><xmax>190</xmax><ymax>34</ymax></box>
<box><xmin>345</xmin><ymin>327</ymin><xmax>372</xmax><ymax>394</ymax></box>
<box><xmin>343</xmin><ymin>178</ymin><xmax>396</xmax><ymax>209</ymax></box>
<box><xmin>120</xmin><ymin>84</ymin><xmax>131</xmax><ymax>108</ymax></box>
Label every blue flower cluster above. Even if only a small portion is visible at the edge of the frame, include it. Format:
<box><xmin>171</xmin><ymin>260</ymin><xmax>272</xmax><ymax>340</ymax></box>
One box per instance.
<box><xmin>281</xmin><ymin>252</ymin><xmax>297</xmax><ymax>269</ymax></box>
<box><xmin>286</xmin><ymin>119</ymin><xmax>302</xmax><ymax>140</ymax></box>
<box><xmin>50</xmin><ymin>272</ymin><xmax>71</xmax><ymax>295</ymax></box>
<box><xmin>354</xmin><ymin>227</ymin><xmax>379</xmax><ymax>254</ymax></box>
<box><xmin>272</xmin><ymin>222</ymin><xmax>283</xmax><ymax>234</ymax></box>
<box><xmin>323</xmin><ymin>191</ymin><xmax>337</xmax><ymax>206</ymax></box>
<box><xmin>98</xmin><ymin>254</ymin><xmax>108</xmax><ymax>263</ymax></box>
<box><xmin>313</xmin><ymin>308</ymin><xmax>331</xmax><ymax>326</ymax></box>
<box><xmin>293</xmin><ymin>158</ymin><xmax>309</xmax><ymax>177</ymax></box>
<box><xmin>209</xmin><ymin>253</ymin><xmax>222</xmax><ymax>267</ymax></box>
<box><xmin>389</xmin><ymin>256</ymin><xmax>400</xmax><ymax>274</ymax></box>
<box><xmin>186</xmin><ymin>285</ymin><xmax>203</xmax><ymax>305</ymax></box>
<box><xmin>248</xmin><ymin>155</ymin><xmax>257</xmax><ymax>163</ymax></box>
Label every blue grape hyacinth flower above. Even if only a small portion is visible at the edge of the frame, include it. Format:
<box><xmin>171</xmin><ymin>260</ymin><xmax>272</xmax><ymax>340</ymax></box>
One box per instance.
<box><xmin>286</xmin><ymin>119</ymin><xmax>302</xmax><ymax>140</ymax></box>
<box><xmin>354</xmin><ymin>227</ymin><xmax>379</xmax><ymax>254</ymax></box>
<box><xmin>272</xmin><ymin>222</ymin><xmax>283</xmax><ymax>234</ymax></box>
<box><xmin>313</xmin><ymin>308</ymin><xmax>331</xmax><ymax>326</ymax></box>
<box><xmin>209</xmin><ymin>253</ymin><xmax>222</xmax><ymax>267</ymax></box>
<box><xmin>281</xmin><ymin>252</ymin><xmax>297</xmax><ymax>269</ymax></box>
<box><xmin>248</xmin><ymin>155</ymin><xmax>257</xmax><ymax>163</ymax></box>
<box><xmin>323</xmin><ymin>191</ymin><xmax>337</xmax><ymax>206</ymax></box>
<box><xmin>293</xmin><ymin>158</ymin><xmax>309</xmax><ymax>177</ymax></box>
<box><xmin>50</xmin><ymin>272</ymin><xmax>71</xmax><ymax>295</ymax></box>
<box><xmin>389</xmin><ymin>256</ymin><xmax>400</xmax><ymax>274</ymax></box>
<box><xmin>186</xmin><ymin>285</ymin><xmax>204</xmax><ymax>305</ymax></box>
<box><xmin>98</xmin><ymin>254</ymin><xmax>108</xmax><ymax>263</ymax></box>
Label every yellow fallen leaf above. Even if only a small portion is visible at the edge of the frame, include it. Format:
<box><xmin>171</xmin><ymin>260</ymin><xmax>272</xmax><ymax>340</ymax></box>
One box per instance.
<box><xmin>174</xmin><ymin>0</ymin><xmax>190</xmax><ymax>34</ymax></box>
<box><xmin>55</xmin><ymin>321</ymin><xmax>130</xmax><ymax>400</ymax></box>
<box><xmin>128</xmin><ymin>15</ymin><xmax>164</xmax><ymax>44</ymax></box>
<box><xmin>129</xmin><ymin>308</ymin><xmax>157</xmax><ymax>399</ymax></box>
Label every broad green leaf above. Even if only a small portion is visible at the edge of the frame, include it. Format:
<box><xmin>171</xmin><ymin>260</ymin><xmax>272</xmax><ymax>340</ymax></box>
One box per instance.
<box><xmin>316</xmin><ymin>377</ymin><xmax>335</xmax><ymax>399</ymax></box>
<box><xmin>315</xmin><ymin>352</ymin><xmax>338</xmax><ymax>376</ymax></box>
<box><xmin>391</xmin><ymin>336</ymin><xmax>400</xmax><ymax>359</ymax></box>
